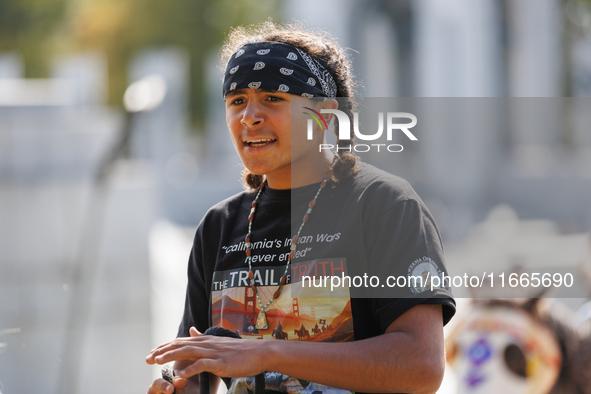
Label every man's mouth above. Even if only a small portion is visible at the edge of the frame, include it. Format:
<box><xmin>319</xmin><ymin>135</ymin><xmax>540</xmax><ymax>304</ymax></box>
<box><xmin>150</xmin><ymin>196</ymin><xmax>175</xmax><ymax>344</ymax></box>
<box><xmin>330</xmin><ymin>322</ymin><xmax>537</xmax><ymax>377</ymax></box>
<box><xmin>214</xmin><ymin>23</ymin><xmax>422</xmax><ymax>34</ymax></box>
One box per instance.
<box><xmin>245</xmin><ymin>138</ymin><xmax>277</xmax><ymax>147</ymax></box>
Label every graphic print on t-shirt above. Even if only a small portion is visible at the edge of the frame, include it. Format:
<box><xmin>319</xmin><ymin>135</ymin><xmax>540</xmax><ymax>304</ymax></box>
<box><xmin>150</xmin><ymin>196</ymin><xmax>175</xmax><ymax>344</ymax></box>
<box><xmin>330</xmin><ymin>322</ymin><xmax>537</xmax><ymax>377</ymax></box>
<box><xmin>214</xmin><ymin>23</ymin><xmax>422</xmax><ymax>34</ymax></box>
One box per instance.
<box><xmin>211</xmin><ymin>260</ymin><xmax>353</xmax><ymax>341</ymax></box>
<box><xmin>211</xmin><ymin>260</ymin><xmax>354</xmax><ymax>394</ymax></box>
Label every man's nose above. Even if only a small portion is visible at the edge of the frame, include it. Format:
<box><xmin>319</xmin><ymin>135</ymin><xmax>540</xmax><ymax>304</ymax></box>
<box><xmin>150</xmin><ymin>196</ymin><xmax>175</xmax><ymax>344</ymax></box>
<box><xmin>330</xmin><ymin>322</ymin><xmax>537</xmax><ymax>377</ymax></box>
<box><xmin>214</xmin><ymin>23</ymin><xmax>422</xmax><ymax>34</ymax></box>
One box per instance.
<box><xmin>240</xmin><ymin>101</ymin><xmax>265</xmax><ymax>128</ymax></box>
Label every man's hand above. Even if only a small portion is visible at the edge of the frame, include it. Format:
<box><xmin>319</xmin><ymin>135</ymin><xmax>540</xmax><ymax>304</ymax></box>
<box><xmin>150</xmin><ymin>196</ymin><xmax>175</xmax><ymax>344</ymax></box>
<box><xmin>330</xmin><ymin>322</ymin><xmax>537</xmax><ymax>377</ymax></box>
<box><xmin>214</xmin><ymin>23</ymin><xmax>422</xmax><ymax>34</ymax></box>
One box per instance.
<box><xmin>146</xmin><ymin>326</ymin><xmax>267</xmax><ymax>379</ymax></box>
<box><xmin>147</xmin><ymin>376</ymin><xmax>188</xmax><ymax>394</ymax></box>
<box><xmin>147</xmin><ymin>327</ymin><xmax>201</xmax><ymax>394</ymax></box>
<box><xmin>146</xmin><ymin>304</ymin><xmax>445</xmax><ymax>394</ymax></box>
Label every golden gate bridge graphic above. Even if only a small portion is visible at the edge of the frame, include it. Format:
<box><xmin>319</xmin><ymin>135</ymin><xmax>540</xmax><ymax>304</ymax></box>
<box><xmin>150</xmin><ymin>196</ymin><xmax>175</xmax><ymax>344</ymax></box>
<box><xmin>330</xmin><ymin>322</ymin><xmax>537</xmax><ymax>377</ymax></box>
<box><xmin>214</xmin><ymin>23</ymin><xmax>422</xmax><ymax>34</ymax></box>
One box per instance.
<box><xmin>212</xmin><ymin>285</ymin><xmax>324</xmax><ymax>337</ymax></box>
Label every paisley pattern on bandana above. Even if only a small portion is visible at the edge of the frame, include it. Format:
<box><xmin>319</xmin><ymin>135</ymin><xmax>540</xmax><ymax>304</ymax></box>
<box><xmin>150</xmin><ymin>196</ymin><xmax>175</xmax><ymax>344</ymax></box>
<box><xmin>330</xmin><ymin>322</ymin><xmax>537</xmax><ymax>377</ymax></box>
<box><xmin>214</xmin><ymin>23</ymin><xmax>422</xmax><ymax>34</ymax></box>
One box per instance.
<box><xmin>222</xmin><ymin>41</ymin><xmax>337</xmax><ymax>99</ymax></box>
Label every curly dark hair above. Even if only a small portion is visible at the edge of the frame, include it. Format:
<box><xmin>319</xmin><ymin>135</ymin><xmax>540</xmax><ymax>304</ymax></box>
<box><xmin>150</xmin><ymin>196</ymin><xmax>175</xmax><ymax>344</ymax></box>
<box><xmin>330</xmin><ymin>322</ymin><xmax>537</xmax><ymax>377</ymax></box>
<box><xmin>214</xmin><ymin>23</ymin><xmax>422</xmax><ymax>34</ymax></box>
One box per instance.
<box><xmin>220</xmin><ymin>21</ymin><xmax>360</xmax><ymax>190</ymax></box>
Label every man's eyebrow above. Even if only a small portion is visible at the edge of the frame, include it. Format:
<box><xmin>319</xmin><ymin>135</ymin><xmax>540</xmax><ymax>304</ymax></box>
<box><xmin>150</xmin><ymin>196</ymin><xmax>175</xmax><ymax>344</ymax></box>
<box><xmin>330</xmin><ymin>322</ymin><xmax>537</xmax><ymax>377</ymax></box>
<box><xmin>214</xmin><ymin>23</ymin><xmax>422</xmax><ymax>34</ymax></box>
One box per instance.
<box><xmin>224</xmin><ymin>88</ymin><xmax>281</xmax><ymax>99</ymax></box>
<box><xmin>224</xmin><ymin>89</ymin><xmax>245</xmax><ymax>99</ymax></box>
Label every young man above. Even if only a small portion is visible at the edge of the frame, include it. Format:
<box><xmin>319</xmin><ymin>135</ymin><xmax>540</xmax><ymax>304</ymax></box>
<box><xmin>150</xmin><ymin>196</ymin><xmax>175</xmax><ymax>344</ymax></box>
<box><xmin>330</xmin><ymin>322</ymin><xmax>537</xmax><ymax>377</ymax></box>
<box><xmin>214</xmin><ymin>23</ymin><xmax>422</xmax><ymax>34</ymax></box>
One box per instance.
<box><xmin>147</xmin><ymin>22</ymin><xmax>455</xmax><ymax>394</ymax></box>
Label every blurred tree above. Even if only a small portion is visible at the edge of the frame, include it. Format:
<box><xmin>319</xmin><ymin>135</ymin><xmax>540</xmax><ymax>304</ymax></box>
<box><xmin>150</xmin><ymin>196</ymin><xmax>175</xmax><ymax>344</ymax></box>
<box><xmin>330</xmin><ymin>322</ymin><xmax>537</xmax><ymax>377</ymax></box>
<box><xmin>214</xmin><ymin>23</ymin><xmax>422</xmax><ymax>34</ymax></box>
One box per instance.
<box><xmin>0</xmin><ymin>0</ymin><xmax>280</xmax><ymax>127</ymax></box>
<box><xmin>71</xmin><ymin>0</ymin><xmax>281</xmax><ymax>129</ymax></box>
<box><xmin>0</xmin><ymin>0</ymin><xmax>68</xmax><ymax>77</ymax></box>
<box><xmin>563</xmin><ymin>0</ymin><xmax>591</xmax><ymax>99</ymax></box>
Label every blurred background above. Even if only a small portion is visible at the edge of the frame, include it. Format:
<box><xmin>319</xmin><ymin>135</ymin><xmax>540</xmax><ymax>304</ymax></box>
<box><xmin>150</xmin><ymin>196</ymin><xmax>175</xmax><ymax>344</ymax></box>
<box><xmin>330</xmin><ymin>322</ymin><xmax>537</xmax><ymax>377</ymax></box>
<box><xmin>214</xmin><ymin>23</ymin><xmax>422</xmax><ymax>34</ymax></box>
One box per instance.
<box><xmin>1</xmin><ymin>0</ymin><xmax>591</xmax><ymax>393</ymax></box>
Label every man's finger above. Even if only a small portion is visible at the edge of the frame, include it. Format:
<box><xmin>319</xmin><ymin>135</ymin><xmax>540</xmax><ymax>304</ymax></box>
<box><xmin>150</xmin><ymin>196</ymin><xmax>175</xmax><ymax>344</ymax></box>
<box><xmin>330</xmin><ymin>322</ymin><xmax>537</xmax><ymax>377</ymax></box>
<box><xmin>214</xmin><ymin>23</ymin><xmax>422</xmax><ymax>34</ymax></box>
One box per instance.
<box><xmin>149</xmin><ymin>338</ymin><xmax>182</xmax><ymax>358</ymax></box>
<box><xmin>147</xmin><ymin>378</ymin><xmax>174</xmax><ymax>394</ymax></box>
<box><xmin>154</xmin><ymin>345</ymin><xmax>211</xmax><ymax>364</ymax></box>
<box><xmin>179</xmin><ymin>358</ymin><xmax>223</xmax><ymax>378</ymax></box>
<box><xmin>173</xmin><ymin>376</ymin><xmax>188</xmax><ymax>394</ymax></box>
<box><xmin>161</xmin><ymin>379</ymin><xmax>174</xmax><ymax>394</ymax></box>
<box><xmin>189</xmin><ymin>327</ymin><xmax>202</xmax><ymax>337</ymax></box>
<box><xmin>148</xmin><ymin>339</ymin><xmax>195</xmax><ymax>363</ymax></box>
<box><xmin>151</xmin><ymin>338</ymin><xmax>177</xmax><ymax>353</ymax></box>
<box><xmin>173</xmin><ymin>376</ymin><xmax>189</xmax><ymax>389</ymax></box>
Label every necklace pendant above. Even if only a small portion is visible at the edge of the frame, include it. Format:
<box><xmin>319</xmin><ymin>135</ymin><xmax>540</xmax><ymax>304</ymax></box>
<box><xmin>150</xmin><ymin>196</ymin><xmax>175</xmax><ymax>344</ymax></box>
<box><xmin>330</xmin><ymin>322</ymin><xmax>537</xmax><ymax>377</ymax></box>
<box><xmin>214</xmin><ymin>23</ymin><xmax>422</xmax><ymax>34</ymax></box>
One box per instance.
<box><xmin>255</xmin><ymin>310</ymin><xmax>268</xmax><ymax>330</ymax></box>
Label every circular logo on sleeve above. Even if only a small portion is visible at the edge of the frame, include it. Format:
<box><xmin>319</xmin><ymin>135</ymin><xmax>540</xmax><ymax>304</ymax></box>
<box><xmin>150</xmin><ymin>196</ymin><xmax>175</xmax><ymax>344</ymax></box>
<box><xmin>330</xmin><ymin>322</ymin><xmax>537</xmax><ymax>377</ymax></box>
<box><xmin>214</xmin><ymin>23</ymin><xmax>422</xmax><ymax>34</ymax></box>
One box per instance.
<box><xmin>408</xmin><ymin>257</ymin><xmax>442</xmax><ymax>294</ymax></box>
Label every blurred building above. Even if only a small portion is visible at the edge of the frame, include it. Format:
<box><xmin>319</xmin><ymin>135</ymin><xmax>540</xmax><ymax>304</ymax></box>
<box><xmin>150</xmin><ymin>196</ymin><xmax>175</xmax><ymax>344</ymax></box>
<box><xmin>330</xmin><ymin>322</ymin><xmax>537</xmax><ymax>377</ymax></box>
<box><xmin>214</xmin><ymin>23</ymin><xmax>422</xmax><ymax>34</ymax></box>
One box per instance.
<box><xmin>286</xmin><ymin>0</ymin><xmax>591</xmax><ymax>240</ymax></box>
<box><xmin>1</xmin><ymin>1</ymin><xmax>591</xmax><ymax>394</ymax></box>
<box><xmin>0</xmin><ymin>50</ymin><xmax>157</xmax><ymax>393</ymax></box>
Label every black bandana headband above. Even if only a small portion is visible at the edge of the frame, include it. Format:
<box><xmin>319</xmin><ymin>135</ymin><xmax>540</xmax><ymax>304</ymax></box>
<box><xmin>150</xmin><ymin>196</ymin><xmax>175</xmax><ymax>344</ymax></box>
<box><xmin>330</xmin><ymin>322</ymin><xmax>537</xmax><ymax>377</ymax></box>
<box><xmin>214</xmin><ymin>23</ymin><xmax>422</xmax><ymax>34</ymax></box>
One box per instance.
<box><xmin>222</xmin><ymin>41</ymin><xmax>337</xmax><ymax>99</ymax></box>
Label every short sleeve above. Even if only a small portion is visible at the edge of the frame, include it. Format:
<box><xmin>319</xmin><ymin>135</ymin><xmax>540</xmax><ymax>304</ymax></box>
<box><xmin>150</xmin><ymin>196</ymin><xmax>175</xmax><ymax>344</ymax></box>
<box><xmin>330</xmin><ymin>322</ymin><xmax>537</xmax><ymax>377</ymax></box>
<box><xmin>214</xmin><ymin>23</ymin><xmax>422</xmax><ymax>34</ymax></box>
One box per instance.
<box><xmin>177</xmin><ymin>227</ymin><xmax>211</xmax><ymax>338</ymax></box>
<box><xmin>363</xmin><ymin>198</ymin><xmax>456</xmax><ymax>331</ymax></box>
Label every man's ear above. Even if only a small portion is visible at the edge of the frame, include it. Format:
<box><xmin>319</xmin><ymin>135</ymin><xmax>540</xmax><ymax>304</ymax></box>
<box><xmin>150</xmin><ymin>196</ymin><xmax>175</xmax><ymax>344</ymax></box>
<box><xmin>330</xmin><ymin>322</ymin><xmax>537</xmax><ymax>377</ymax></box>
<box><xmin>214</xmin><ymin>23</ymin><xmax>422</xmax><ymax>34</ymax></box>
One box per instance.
<box><xmin>315</xmin><ymin>98</ymin><xmax>338</xmax><ymax>124</ymax></box>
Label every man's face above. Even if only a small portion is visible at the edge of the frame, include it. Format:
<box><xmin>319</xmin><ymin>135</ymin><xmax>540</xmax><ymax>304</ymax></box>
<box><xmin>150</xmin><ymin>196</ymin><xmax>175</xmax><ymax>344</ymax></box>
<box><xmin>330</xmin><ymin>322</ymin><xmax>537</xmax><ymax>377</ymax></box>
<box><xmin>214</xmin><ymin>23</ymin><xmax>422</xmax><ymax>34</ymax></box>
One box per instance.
<box><xmin>225</xmin><ymin>88</ymin><xmax>323</xmax><ymax>181</ymax></box>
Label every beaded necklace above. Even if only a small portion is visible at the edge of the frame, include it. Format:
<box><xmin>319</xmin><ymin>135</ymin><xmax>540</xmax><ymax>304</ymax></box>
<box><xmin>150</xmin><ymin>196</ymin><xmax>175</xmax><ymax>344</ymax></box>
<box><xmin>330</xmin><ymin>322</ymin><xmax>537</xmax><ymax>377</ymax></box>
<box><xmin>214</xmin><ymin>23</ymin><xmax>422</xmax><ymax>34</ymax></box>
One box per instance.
<box><xmin>245</xmin><ymin>159</ymin><xmax>336</xmax><ymax>330</ymax></box>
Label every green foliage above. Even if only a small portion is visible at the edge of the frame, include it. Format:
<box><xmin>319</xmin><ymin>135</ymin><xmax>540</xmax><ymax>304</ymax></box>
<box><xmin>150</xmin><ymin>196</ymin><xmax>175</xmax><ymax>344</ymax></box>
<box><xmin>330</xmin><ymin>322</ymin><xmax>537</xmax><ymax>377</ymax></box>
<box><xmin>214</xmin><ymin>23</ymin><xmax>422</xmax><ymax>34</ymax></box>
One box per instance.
<box><xmin>73</xmin><ymin>0</ymin><xmax>281</xmax><ymax>128</ymax></box>
<box><xmin>0</xmin><ymin>0</ymin><xmax>281</xmax><ymax>127</ymax></box>
<box><xmin>0</xmin><ymin>0</ymin><xmax>68</xmax><ymax>76</ymax></box>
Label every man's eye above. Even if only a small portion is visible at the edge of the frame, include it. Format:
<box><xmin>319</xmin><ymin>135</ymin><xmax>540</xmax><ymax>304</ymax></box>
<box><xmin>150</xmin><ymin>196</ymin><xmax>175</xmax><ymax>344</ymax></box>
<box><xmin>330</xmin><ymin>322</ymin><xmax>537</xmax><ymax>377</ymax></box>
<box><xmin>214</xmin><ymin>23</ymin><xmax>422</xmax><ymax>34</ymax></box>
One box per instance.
<box><xmin>232</xmin><ymin>98</ymin><xmax>245</xmax><ymax>105</ymax></box>
<box><xmin>267</xmin><ymin>96</ymin><xmax>282</xmax><ymax>101</ymax></box>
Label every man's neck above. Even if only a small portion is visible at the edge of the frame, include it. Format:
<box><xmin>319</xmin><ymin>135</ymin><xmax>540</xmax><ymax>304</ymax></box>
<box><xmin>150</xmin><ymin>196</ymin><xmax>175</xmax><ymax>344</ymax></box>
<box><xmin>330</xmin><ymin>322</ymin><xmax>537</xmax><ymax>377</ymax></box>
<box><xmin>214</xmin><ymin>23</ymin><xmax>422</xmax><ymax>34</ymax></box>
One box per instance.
<box><xmin>266</xmin><ymin>152</ymin><xmax>335</xmax><ymax>190</ymax></box>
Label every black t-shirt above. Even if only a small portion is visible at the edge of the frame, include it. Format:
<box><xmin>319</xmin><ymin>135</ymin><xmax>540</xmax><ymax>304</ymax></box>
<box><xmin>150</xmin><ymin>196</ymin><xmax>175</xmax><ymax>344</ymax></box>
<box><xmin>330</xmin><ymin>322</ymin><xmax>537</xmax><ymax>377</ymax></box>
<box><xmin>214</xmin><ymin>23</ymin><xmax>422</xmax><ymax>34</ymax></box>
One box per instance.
<box><xmin>178</xmin><ymin>162</ymin><xmax>455</xmax><ymax>394</ymax></box>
